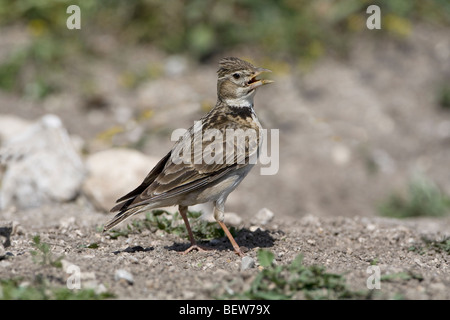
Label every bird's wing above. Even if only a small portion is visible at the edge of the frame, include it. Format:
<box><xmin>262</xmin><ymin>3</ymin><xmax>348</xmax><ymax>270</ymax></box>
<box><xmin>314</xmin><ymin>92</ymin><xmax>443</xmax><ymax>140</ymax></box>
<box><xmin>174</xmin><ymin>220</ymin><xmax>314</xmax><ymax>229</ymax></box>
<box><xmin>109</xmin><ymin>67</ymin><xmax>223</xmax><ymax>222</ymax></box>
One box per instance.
<box><xmin>109</xmin><ymin>151</ymin><xmax>172</xmax><ymax>212</ymax></box>
<box><xmin>120</xmin><ymin>117</ymin><xmax>261</xmax><ymax>210</ymax></box>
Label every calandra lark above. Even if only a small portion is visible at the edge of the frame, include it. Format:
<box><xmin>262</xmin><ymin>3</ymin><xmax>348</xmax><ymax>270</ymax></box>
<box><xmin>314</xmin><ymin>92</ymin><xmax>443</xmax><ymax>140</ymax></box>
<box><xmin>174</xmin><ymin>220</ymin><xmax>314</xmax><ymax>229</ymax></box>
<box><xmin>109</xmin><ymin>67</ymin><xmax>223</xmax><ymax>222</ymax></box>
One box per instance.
<box><xmin>104</xmin><ymin>57</ymin><xmax>273</xmax><ymax>257</ymax></box>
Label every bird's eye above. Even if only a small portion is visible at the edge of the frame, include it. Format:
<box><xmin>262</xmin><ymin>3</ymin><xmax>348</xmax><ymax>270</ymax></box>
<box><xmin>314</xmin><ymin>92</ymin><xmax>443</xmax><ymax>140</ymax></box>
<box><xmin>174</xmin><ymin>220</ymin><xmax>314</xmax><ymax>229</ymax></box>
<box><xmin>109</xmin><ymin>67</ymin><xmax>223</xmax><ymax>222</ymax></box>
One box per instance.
<box><xmin>232</xmin><ymin>73</ymin><xmax>240</xmax><ymax>79</ymax></box>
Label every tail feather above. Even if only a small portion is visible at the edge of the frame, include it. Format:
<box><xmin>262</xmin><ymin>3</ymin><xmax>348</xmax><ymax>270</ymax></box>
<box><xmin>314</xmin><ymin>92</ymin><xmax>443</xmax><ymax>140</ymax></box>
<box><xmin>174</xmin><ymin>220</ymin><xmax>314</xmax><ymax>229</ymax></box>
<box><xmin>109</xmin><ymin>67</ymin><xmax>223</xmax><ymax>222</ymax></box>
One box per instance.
<box><xmin>104</xmin><ymin>151</ymin><xmax>172</xmax><ymax>231</ymax></box>
<box><xmin>110</xmin><ymin>197</ymin><xmax>135</xmax><ymax>213</ymax></box>
<box><xmin>103</xmin><ymin>206</ymin><xmax>143</xmax><ymax>231</ymax></box>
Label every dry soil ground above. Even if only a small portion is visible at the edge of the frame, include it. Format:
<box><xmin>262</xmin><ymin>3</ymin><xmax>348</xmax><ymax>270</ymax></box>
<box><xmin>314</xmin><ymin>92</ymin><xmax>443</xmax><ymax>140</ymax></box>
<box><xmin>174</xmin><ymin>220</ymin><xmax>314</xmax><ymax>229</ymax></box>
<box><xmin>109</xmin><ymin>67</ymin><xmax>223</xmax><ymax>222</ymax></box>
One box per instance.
<box><xmin>1</xmin><ymin>203</ymin><xmax>449</xmax><ymax>300</ymax></box>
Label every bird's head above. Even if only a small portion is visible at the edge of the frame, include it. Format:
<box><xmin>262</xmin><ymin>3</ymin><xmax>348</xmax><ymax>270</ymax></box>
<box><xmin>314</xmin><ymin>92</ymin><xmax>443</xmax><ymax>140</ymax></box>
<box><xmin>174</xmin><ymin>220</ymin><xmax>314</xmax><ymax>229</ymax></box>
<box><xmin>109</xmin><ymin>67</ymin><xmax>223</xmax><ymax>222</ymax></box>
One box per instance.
<box><xmin>217</xmin><ymin>57</ymin><xmax>273</xmax><ymax>107</ymax></box>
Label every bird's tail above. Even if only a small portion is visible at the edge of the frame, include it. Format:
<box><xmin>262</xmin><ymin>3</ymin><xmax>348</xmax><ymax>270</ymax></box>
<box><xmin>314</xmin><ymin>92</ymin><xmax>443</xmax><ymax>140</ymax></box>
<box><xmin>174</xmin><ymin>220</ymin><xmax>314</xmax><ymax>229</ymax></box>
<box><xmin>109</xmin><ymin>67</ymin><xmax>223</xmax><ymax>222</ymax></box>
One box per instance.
<box><xmin>103</xmin><ymin>206</ymin><xmax>144</xmax><ymax>231</ymax></box>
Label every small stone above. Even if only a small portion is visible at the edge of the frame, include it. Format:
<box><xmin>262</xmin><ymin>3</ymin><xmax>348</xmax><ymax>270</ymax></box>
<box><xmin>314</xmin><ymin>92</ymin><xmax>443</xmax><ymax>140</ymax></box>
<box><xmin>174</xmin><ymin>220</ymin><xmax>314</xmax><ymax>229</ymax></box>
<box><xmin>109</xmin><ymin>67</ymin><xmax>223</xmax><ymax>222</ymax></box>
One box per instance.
<box><xmin>82</xmin><ymin>148</ymin><xmax>159</xmax><ymax>212</ymax></box>
<box><xmin>11</xmin><ymin>221</ymin><xmax>24</xmax><ymax>235</ymax></box>
<box><xmin>224</xmin><ymin>212</ymin><xmax>243</xmax><ymax>227</ymax></box>
<box><xmin>95</xmin><ymin>283</ymin><xmax>108</xmax><ymax>295</ymax></box>
<box><xmin>249</xmin><ymin>226</ymin><xmax>264</xmax><ymax>232</ymax></box>
<box><xmin>331</xmin><ymin>144</ymin><xmax>351</xmax><ymax>165</ymax></box>
<box><xmin>252</xmin><ymin>208</ymin><xmax>274</xmax><ymax>226</ymax></box>
<box><xmin>114</xmin><ymin>269</ymin><xmax>134</xmax><ymax>285</ymax></box>
<box><xmin>241</xmin><ymin>256</ymin><xmax>255</xmax><ymax>271</ymax></box>
<box><xmin>61</xmin><ymin>259</ymin><xmax>76</xmax><ymax>273</ymax></box>
<box><xmin>414</xmin><ymin>258</ymin><xmax>425</xmax><ymax>267</ymax></box>
<box><xmin>183</xmin><ymin>291</ymin><xmax>196</xmax><ymax>299</ymax></box>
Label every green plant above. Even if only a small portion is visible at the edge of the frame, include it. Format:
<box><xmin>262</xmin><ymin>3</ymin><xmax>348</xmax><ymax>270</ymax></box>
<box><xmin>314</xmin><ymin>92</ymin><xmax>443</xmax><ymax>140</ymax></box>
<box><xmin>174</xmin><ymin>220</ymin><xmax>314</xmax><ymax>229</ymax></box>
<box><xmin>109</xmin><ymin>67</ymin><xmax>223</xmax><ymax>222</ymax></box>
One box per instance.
<box><xmin>78</xmin><ymin>243</ymin><xmax>99</xmax><ymax>249</ymax></box>
<box><xmin>380</xmin><ymin>271</ymin><xmax>423</xmax><ymax>282</ymax></box>
<box><xmin>106</xmin><ymin>209</ymin><xmax>235</xmax><ymax>241</ymax></box>
<box><xmin>225</xmin><ymin>249</ymin><xmax>365</xmax><ymax>300</ymax></box>
<box><xmin>1</xmin><ymin>0</ymin><xmax>448</xmax><ymax>96</ymax></box>
<box><xmin>378</xmin><ymin>175</ymin><xmax>450</xmax><ymax>218</ymax></box>
<box><xmin>409</xmin><ymin>236</ymin><xmax>450</xmax><ymax>255</ymax></box>
<box><xmin>438</xmin><ymin>84</ymin><xmax>450</xmax><ymax>109</ymax></box>
<box><xmin>30</xmin><ymin>235</ymin><xmax>63</xmax><ymax>268</ymax></box>
<box><xmin>0</xmin><ymin>277</ymin><xmax>114</xmax><ymax>300</ymax></box>
<box><xmin>423</xmin><ymin>237</ymin><xmax>450</xmax><ymax>255</ymax></box>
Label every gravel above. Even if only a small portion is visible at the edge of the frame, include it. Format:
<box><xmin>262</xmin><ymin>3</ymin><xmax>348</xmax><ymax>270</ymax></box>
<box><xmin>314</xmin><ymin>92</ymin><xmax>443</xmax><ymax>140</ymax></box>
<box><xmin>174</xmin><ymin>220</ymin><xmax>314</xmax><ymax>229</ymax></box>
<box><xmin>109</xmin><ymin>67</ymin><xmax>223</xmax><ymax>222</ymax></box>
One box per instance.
<box><xmin>0</xmin><ymin>203</ymin><xmax>449</xmax><ymax>300</ymax></box>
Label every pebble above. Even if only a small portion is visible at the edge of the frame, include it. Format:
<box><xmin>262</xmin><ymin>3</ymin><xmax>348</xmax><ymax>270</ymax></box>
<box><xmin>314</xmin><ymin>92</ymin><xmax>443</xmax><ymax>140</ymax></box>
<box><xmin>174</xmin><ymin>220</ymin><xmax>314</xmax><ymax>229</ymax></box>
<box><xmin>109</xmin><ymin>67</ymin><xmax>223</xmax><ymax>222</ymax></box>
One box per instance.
<box><xmin>252</xmin><ymin>208</ymin><xmax>274</xmax><ymax>225</ymax></box>
<box><xmin>224</xmin><ymin>212</ymin><xmax>243</xmax><ymax>227</ymax></box>
<box><xmin>414</xmin><ymin>258</ymin><xmax>425</xmax><ymax>267</ymax></box>
<box><xmin>240</xmin><ymin>256</ymin><xmax>255</xmax><ymax>271</ymax></box>
<box><xmin>249</xmin><ymin>226</ymin><xmax>264</xmax><ymax>232</ymax></box>
<box><xmin>331</xmin><ymin>144</ymin><xmax>351</xmax><ymax>165</ymax></box>
<box><xmin>114</xmin><ymin>269</ymin><xmax>134</xmax><ymax>285</ymax></box>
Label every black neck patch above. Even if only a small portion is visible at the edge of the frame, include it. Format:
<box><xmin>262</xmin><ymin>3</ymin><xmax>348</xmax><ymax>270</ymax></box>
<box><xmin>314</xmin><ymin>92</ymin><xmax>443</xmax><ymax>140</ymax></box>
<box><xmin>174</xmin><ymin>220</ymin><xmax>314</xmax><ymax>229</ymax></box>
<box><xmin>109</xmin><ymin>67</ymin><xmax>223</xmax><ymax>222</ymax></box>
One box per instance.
<box><xmin>227</xmin><ymin>105</ymin><xmax>254</xmax><ymax>119</ymax></box>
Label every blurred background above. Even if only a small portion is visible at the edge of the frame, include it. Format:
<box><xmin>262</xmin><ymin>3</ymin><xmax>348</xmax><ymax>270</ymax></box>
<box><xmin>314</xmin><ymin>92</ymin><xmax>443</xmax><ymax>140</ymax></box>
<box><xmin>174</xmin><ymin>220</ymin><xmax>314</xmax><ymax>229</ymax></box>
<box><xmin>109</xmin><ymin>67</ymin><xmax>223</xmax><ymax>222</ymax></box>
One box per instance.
<box><xmin>0</xmin><ymin>0</ymin><xmax>449</xmax><ymax>223</ymax></box>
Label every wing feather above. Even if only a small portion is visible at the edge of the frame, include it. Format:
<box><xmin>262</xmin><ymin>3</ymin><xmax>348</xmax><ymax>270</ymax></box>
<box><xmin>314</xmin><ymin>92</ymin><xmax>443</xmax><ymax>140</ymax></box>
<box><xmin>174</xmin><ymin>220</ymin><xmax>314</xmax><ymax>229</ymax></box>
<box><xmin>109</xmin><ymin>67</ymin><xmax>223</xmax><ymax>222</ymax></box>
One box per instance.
<box><xmin>110</xmin><ymin>108</ymin><xmax>261</xmax><ymax>213</ymax></box>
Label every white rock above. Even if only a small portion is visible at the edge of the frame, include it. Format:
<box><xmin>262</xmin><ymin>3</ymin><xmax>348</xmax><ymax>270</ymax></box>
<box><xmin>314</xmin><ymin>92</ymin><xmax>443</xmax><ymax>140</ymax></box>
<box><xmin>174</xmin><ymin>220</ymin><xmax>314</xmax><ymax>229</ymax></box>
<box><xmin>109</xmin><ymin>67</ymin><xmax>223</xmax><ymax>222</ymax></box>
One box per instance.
<box><xmin>82</xmin><ymin>148</ymin><xmax>159</xmax><ymax>212</ymax></box>
<box><xmin>331</xmin><ymin>144</ymin><xmax>351</xmax><ymax>165</ymax></box>
<box><xmin>114</xmin><ymin>269</ymin><xmax>134</xmax><ymax>285</ymax></box>
<box><xmin>241</xmin><ymin>256</ymin><xmax>256</xmax><ymax>271</ymax></box>
<box><xmin>0</xmin><ymin>115</ymin><xmax>33</xmax><ymax>143</ymax></box>
<box><xmin>0</xmin><ymin>114</ymin><xmax>85</xmax><ymax>209</ymax></box>
<box><xmin>252</xmin><ymin>208</ymin><xmax>275</xmax><ymax>226</ymax></box>
<box><xmin>61</xmin><ymin>259</ymin><xmax>76</xmax><ymax>273</ymax></box>
<box><xmin>224</xmin><ymin>212</ymin><xmax>243</xmax><ymax>227</ymax></box>
<box><xmin>249</xmin><ymin>226</ymin><xmax>264</xmax><ymax>232</ymax></box>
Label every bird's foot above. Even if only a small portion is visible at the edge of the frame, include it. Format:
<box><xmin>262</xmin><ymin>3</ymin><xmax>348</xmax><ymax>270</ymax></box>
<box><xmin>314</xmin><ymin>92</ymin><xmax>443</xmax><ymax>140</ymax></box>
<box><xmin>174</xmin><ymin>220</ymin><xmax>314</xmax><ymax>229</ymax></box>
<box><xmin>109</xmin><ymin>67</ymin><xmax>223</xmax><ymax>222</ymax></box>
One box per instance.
<box><xmin>181</xmin><ymin>244</ymin><xmax>211</xmax><ymax>254</ymax></box>
<box><xmin>234</xmin><ymin>248</ymin><xmax>245</xmax><ymax>258</ymax></box>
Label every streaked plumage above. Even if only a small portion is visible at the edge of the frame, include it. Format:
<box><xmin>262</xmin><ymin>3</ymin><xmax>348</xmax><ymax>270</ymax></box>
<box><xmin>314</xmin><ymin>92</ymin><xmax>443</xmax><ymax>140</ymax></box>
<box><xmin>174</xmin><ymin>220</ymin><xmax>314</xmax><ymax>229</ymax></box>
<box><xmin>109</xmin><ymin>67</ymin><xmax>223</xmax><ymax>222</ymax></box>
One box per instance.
<box><xmin>104</xmin><ymin>57</ymin><xmax>273</xmax><ymax>257</ymax></box>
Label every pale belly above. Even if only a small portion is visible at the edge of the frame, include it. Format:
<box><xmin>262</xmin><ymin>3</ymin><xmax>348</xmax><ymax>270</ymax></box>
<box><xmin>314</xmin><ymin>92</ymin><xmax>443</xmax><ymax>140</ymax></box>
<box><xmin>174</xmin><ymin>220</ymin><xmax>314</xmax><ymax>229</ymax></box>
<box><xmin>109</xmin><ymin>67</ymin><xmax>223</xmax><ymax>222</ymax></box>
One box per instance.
<box><xmin>179</xmin><ymin>165</ymin><xmax>254</xmax><ymax>206</ymax></box>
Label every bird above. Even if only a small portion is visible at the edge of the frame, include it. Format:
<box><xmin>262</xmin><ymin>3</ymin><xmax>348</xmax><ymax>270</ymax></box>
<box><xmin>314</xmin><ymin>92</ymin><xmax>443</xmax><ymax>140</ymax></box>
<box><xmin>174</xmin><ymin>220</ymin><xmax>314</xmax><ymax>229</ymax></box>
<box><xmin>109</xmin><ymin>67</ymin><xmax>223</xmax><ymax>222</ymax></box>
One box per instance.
<box><xmin>103</xmin><ymin>57</ymin><xmax>273</xmax><ymax>257</ymax></box>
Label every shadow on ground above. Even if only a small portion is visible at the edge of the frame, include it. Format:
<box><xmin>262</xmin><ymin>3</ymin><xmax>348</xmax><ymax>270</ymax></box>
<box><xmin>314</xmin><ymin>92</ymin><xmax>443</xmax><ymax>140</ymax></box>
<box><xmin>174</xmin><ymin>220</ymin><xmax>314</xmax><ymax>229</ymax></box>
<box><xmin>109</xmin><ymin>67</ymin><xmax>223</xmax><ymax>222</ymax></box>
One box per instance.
<box><xmin>112</xmin><ymin>246</ymin><xmax>155</xmax><ymax>255</ymax></box>
<box><xmin>165</xmin><ymin>227</ymin><xmax>278</xmax><ymax>253</ymax></box>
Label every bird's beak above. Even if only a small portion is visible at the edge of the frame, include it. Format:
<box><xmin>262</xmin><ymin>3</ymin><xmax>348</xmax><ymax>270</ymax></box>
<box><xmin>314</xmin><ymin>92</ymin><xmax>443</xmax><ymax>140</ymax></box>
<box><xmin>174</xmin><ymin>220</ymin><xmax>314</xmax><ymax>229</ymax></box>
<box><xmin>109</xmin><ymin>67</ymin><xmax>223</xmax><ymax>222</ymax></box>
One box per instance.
<box><xmin>248</xmin><ymin>67</ymin><xmax>274</xmax><ymax>90</ymax></box>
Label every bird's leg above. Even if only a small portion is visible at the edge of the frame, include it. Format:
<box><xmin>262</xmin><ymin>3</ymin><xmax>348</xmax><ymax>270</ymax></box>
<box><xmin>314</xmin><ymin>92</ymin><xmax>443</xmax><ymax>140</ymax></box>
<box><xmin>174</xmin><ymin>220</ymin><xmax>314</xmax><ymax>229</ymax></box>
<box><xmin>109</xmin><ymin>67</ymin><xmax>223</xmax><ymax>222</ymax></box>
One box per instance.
<box><xmin>214</xmin><ymin>202</ymin><xmax>244</xmax><ymax>257</ymax></box>
<box><xmin>178</xmin><ymin>205</ymin><xmax>210</xmax><ymax>254</ymax></box>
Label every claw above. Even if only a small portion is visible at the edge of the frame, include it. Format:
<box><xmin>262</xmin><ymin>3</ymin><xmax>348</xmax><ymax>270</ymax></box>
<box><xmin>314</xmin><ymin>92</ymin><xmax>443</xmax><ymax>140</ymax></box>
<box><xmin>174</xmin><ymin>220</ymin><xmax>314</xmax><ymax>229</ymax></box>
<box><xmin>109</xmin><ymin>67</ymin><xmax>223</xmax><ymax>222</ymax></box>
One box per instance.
<box><xmin>181</xmin><ymin>244</ymin><xmax>211</xmax><ymax>255</ymax></box>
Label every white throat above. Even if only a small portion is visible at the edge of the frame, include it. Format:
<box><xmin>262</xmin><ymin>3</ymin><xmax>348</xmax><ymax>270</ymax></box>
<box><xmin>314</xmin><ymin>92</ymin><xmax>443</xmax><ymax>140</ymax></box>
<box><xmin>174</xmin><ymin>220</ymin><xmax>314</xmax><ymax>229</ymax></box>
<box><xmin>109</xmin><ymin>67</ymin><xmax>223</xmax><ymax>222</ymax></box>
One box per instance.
<box><xmin>224</xmin><ymin>91</ymin><xmax>255</xmax><ymax>108</ymax></box>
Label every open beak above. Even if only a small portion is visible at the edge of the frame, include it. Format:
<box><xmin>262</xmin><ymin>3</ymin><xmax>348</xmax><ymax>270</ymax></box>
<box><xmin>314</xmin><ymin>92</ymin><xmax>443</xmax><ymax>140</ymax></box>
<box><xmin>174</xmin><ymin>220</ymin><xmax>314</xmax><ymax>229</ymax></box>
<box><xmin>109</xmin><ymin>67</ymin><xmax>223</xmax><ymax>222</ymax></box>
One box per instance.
<box><xmin>247</xmin><ymin>67</ymin><xmax>274</xmax><ymax>90</ymax></box>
